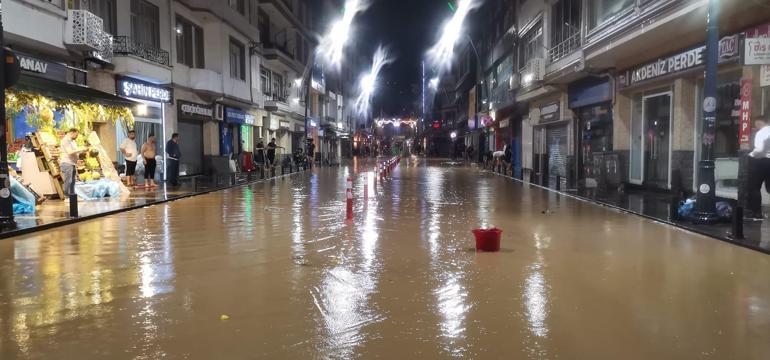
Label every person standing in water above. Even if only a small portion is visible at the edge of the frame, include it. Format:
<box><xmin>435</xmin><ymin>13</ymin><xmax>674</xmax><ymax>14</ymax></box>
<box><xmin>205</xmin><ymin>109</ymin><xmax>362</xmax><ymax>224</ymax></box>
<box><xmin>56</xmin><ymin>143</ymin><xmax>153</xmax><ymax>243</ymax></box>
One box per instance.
<box><xmin>140</xmin><ymin>134</ymin><xmax>157</xmax><ymax>188</ymax></box>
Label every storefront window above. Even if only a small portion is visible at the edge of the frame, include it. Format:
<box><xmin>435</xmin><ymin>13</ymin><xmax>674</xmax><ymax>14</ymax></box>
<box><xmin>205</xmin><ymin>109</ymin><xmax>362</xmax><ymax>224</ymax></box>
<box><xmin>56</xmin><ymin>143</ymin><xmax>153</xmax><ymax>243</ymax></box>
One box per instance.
<box><xmin>588</xmin><ymin>0</ymin><xmax>634</xmax><ymax>30</ymax></box>
<box><xmin>695</xmin><ymin>71</ymin><xmax>742</xmax><ymax>160</ymax></box>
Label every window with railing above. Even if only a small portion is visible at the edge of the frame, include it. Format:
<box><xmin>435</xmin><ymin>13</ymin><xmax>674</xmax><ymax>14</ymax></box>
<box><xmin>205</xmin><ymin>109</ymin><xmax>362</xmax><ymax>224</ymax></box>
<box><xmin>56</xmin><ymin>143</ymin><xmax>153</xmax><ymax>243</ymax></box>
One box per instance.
<box><xmin>588</xmin><ymin>0</ymin><xmax>635</xmax><ymax>30</ymax></box>
<box><xmin>549</xmin><ymin>0</ymin><xmax>581</xmax><ymax>62</ymax></box>
<box><xmin>518</xmin><ymin>19</ymin><xmax>544</xmax><ymax>70</ymax></box>
<box><xmin>272</xmin><ymin>73</ymin><xmax>285</xmax><ymax>101</ymax></box>
<box><xmin>261</xmin><ymin>67</ymin><xmax>272</xmax><ymax>96</ymax></box>
<box><xmin>72</xmin><ymin>0</ymin><xmax>116</xmax><ymax>34</ymax></box>
<box><xmin>131</xmin><ymin>0</ymin><xmax>160</xmax><ymax>49</ymax></box>
<box><xmin>113</xmin><ymin>36</ymin><xmax>169</xmax><ymax>66</ymax></box>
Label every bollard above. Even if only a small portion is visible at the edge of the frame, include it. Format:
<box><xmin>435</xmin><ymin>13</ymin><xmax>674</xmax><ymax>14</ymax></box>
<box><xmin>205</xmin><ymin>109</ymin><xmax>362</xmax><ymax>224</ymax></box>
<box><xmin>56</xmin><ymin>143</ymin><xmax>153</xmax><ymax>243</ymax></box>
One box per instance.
<box><xmin>346</xmin><ymin>176</ymin><xmax>353</xmax><ymax>221</ymax></box>
<box><xmin>69</xmin><ymin>193</ymin><xmax>78</xmax><ymax>218</ymax></box>
<box><xmin>192</xmin><ymin>176</ymin><xmax>198</xmax><ymax>191</ymax></box>
<box><xmin>556</xmin><ymin>176</ymin><xmax>561</xmax><ymax>191</ymax></box>
<box><xmin>669</xmin><ymin>196</ymin><xmax>680</xmax><ymax>221</ymax></box>
<box><xmin>731</xmin><ymin>206</ymin><xmax>744</xmax><ymax>240</ymax></box>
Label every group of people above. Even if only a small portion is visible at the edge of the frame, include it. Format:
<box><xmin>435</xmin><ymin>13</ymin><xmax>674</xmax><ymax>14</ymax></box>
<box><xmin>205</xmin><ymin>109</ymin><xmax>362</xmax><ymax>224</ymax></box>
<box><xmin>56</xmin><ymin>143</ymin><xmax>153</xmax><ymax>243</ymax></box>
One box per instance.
<box><xmin>115</xmin><ymin>130</ymin><xmax>181</xmax><ymax>191</ymax></box>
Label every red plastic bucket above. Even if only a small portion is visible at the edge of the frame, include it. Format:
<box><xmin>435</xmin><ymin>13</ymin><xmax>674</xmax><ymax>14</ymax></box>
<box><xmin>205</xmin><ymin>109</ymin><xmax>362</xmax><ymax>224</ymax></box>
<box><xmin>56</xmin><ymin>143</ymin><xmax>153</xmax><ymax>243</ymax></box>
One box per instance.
<box><xmin>472</xmin><ymin>228</ymin><xmax>502</xmax><ymax>252</ymax></box>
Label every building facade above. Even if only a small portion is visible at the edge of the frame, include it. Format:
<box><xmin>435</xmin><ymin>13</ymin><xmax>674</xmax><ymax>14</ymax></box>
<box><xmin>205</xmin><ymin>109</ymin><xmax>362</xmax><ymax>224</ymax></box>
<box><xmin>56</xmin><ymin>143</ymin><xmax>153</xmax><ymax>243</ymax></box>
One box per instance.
<box><xmin>452</xmin><ymin>0</ymin><xmax>770</xmax><ymax>207</ymax></box>
<box><xmin>4</xmin><ymin>0</ymin><xmax>355</xmax><ymax>178</ymax></box>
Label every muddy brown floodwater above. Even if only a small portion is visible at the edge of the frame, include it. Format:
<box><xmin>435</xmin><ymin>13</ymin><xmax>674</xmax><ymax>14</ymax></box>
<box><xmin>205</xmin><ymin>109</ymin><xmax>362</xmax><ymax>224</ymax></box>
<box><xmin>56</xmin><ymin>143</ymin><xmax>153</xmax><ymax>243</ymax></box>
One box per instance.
<box><xmin>1</xmin><ymin>158</ymin><xmax>769</xmax><ymax>359</ymax></box>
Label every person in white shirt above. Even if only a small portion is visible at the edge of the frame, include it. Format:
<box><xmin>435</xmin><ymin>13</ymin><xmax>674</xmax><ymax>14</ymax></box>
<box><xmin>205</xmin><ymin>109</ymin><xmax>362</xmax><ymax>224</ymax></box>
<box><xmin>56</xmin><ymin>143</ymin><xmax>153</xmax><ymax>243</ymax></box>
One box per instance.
<box><xmin>119</xmin><ymin>130</ymin><xmax>138</xmax><ymax>187</ymax></box>
<box><xmin>59</xmin><ymin>128</ymin><xmax>83</xmax><ymax>197</ymax></box>
<box><xmin>747</xmin><ymin>119</ymin><xmax>770</xmax><ymax>220</ymax></box>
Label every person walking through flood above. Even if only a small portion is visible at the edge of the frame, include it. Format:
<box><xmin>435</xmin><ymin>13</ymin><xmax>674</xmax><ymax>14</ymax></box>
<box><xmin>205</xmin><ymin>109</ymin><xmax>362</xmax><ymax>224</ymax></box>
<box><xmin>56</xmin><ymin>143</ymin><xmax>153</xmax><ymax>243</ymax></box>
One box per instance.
<box><xmin>747</xmin><ymin>118</ymin><xmax>770</xmax><ymax>221</ymax></box>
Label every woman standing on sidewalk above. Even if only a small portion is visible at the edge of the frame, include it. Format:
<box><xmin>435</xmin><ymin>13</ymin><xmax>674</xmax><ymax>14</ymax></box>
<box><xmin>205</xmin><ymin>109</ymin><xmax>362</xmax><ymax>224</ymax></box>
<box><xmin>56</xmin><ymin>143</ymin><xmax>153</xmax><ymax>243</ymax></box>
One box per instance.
<box><xmin>140</xmin><ymin>134</ymin><xmax>157</xmax><ymax>188</ymax></box>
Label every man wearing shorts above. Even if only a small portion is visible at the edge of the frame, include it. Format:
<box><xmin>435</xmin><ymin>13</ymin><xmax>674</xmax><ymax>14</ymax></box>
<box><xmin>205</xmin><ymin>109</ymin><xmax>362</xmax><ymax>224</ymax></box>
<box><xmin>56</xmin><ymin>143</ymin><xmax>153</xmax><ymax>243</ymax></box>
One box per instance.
<box><xmin>120</xmin><ymin>130</ymin><xmax>138</xmax><ymax>187</ymax></box>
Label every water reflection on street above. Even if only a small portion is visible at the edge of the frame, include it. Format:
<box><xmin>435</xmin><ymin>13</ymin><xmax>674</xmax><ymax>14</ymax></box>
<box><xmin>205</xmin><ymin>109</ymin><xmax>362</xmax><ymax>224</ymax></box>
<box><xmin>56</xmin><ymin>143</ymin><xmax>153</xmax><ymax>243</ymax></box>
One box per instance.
<box><xmin>1</xmin><ymin>158</ymin><xmax>770</xmax><ymax>359</ymax></box>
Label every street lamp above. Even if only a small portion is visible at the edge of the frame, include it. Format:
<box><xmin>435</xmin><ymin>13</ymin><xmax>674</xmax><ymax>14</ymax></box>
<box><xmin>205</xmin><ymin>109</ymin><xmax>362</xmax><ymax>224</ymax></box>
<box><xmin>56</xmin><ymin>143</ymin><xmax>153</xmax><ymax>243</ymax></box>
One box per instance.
<box><xmin>302</xmin><ymin>0</ymin><xmax>365</xmax><ymax>152</ymax></box>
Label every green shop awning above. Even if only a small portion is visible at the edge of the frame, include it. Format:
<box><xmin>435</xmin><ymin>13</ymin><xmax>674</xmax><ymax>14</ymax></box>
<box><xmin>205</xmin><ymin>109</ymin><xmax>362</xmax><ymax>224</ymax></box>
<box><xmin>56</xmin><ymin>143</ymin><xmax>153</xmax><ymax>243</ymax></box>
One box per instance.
<box><xmin>13</xmin><ymin>75</ymin><xmax>137</xmax><ymax>108</ymax></box>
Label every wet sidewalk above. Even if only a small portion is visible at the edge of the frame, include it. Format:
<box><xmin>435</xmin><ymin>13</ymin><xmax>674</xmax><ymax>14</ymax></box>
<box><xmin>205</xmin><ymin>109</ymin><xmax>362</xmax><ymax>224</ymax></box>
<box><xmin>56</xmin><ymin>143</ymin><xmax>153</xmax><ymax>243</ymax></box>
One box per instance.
<box><xmin>482</xmin><ymin>166</ymin><xmax>770</xmax><ymax>255</ymax></box>
<box><xmin>1</xmin><ymin>166</ymin><xmax>310</xmax><ymax>239</ymax></box>
<box><xmin>1</xmin><ymin>158</ymin><xmax>770</xmax><ymax>359</ymax></box>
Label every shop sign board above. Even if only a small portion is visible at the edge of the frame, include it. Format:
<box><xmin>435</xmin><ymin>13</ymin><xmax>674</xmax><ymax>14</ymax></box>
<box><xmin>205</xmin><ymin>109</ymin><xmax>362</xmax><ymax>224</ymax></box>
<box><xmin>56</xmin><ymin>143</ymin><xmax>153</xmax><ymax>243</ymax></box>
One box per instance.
<box><xmin>224</xmin><ymin>107</ymin><xmax>246</xmax><ymax>124</ymax></box>
<box><xmin>268</xmin><ymin>117</ymin><xmax>280</xmax><ymax>130</ymax></box>
<box><xmin>619</xmin><ymin>36</ymin><xmax>739</xmax><ymax>88</ymax></box>
<box><xmin>244</xmin><ymin>113</ymin><xmax>257</xmax><ymax>126</ymax></box>
<box><xmin>16</xmin><ymin>52</ymin><xmax>67</xmax><ymax>83</ymax></box>
<box><xmin>739</xmin><ymin>79</ymin><xmax>752</xmax><ymax>146</ymax></box>
<box><xmin>279</xmin><ymin>121</ymin><xmax>291</xmax><ymax>129</ymax></box>
<box><xmin>295</xmin><ymin>124</ymin><xmax>305</xmax><ymax>133</ymax></box>
<box><xmin>744</xmin><ymin>38</ymin><xmax>770</xmax><ymax>65</ymax></box>
<box><xmin>480</xmin><ymin>115</ymin><xmax>494</xmax><ymax>127</ymax></box>
<box><xmin>499</xmin><ymin>118</ymin><xmax>510</xmax><ymax>128</ymax></box>
<box><xmin>540</xmin><ymin>102</ymin><xmax>560</xmax><ymax>122</ymax></box>
<box><xmin>761</xmin><ymin>65</ymin><xmax>770</xmax><ymax>87</ymax></box>
<box><xmin>178</xmin><ymin>100</ymin><xmax>212</xmax><ymax>120</ymax></box>
<box><xmin>117</xmin><ymin>76</ymin><xmax>173</xmax><ymax>103</ymax></box>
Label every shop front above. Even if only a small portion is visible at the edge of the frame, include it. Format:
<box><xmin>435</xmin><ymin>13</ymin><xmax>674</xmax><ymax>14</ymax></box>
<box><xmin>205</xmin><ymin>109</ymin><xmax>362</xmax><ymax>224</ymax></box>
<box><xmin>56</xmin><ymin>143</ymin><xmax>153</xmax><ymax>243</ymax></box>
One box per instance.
<box><xmin>568</xmin><ymin>77</ymin><xmax>614</xmax><ymax>190</ymax></box>
<box><xmin>176</xmin><ymin>100</ymin><xmax>212</xmax><ymax>176</ymax></box>
<box><xmin>617</xmin><ymin>32</ymin><xmax>744</xmax><ymax>194</ymax></box>
<box><xmin>115</xmin><ymin>76</ymin><xmax>173</xmax><ymax>183</ymax></box>
<box><xmin>6</xmin><ymin>52</ymin><xmax>135</xmax><ymax>208</ymax></box>
<box><xmin>221</xmin><ymin>107</ymin><xmax>246</xmax><ymax>156</ymax></box>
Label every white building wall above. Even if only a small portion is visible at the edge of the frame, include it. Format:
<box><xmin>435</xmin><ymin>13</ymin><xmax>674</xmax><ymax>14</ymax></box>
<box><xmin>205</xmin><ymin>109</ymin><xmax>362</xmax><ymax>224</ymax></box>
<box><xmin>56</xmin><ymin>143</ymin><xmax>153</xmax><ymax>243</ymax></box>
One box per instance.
<box><xmin>5</xmin><ymin>0</ymin><xmax>67</xmax><ymax>54</ymax></box>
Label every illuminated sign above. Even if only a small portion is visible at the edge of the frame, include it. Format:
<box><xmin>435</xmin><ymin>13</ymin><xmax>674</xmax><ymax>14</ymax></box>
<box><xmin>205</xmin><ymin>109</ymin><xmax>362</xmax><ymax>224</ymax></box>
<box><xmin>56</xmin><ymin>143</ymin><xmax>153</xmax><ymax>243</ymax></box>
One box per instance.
<box><xmin>117</xmin><ymin>76</ymin><xmax>173</xmax><ymax>103</ymax></box>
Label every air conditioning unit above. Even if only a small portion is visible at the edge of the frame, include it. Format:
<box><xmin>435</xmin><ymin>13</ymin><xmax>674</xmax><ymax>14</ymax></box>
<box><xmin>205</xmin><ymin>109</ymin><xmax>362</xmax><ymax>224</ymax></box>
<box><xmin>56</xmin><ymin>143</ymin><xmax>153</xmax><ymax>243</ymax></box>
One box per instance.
<box><xmin>214</xmin><ymin>104</ymin><xmax>225</xmax><ymax>121</ymax></box>
<box><xmin>527</xmin><ymin>57</ymin><xmax>546</xmax><ymax>82</ymax></box>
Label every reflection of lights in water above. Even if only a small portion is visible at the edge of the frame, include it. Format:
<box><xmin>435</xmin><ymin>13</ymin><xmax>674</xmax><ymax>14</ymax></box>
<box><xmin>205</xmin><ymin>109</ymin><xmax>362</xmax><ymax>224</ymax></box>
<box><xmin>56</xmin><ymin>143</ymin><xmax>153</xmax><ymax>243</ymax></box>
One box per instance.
<box><xmin>424</xmin><ymin>168</ymin><xmax>444</xmax><ymax>256</ymax></box>
<box><xmin>523</xmin><ymin>255</ymin><xmax>549</xmax><ymax>338</ymax></box>
<box><xmin>435</xmin><ymin>275</ymin><xmax>470</xmax><ymax>342</ymax></box>
<box><xmin>477</xmin><ymin>179</ymin><xmax>491</xmax><ymax>228</ymax></box>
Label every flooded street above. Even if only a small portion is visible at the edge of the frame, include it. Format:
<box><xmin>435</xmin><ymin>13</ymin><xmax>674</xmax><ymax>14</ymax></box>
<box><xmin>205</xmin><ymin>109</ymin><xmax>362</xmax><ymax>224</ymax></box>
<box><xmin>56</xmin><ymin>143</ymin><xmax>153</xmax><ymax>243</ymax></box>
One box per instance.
<box><xmin>1</xmin><ymin>158</ymin><xmax>769</xmax><ymax>359</ymax></box>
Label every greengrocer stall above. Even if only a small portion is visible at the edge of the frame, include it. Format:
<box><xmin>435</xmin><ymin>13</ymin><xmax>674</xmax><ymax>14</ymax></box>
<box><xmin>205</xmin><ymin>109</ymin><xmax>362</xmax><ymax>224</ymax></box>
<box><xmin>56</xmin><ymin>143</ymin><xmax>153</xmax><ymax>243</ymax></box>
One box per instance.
<box><xmin>6</xmin><ymin>89</ymin><xmax>135</xmax><ymax>210</ymax></box>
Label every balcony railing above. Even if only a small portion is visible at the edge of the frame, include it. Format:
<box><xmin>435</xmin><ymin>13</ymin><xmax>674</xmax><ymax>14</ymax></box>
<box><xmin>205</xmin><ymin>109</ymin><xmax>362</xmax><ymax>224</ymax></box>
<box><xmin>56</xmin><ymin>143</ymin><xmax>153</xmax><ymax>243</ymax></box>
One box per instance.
<box><xmin>265</xmin><ymin>94</ymin><xmax>288</xmax><ymax>104</ymax></box>
<box><xmin>113</xmin><ymin>36</ymin><xmax>170</xmax><ymax>67</ymax></box>
<box><xmin>548</xmin><ymin>31</ymin><xmax>581</xmax><ymax>63</ymax></box>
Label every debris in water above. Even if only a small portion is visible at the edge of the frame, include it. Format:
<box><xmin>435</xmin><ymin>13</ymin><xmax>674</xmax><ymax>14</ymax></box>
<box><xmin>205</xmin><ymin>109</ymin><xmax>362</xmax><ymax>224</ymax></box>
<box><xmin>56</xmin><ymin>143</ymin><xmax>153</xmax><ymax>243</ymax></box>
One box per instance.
<box><xmin>220</xmin><ymin>314</ymin><xmax>230</xmax><ymax>321</ymax></box>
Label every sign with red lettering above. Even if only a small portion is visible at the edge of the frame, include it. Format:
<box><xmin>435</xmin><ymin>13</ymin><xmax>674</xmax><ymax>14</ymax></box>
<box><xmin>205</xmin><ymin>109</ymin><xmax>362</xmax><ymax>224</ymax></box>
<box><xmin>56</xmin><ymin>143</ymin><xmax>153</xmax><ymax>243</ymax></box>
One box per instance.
<box><xmin>744</xmin><ymin>38</ymin><xmax>770</xmax><ymax>65</ymax></box>
<box><xmin>739</xmin><ymin>79</ymin><xmax>752</xmax><ymax>146</ymax></box>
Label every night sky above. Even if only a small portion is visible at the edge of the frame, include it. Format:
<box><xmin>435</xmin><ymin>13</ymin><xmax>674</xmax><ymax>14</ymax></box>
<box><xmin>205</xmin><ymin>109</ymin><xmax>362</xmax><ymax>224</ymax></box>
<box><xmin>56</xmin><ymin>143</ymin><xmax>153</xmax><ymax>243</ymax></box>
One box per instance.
<box><xmin>354</xmin><ymin>0</ymin><xmax>451</xmax><ymax>117</ymax></box>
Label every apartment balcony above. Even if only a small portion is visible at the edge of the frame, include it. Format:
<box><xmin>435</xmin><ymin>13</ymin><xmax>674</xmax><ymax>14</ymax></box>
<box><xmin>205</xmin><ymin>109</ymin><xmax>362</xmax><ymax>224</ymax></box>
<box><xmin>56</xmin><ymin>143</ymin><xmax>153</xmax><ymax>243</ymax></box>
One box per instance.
<box><xmin>263</xmin><ymin>42</ymin><xmax>302</xmax><ymax>74</ymax></box>
<box><xmin>112</xmin><ymin>36</ymin><xmax>172</xmax><ymax>83</ymax></box>
<box><xmin>188</xmin><ymin>68</ymin><xmax>223</xmax><ymax>94</ymax></box>
<box><xmin>265</xmin><ymin>94</ymin><xmax>291</xmax><ymax>114</ymax></box>
<box><xmin>545</xmin><ymin>32</ymin><xmax>584</xmax><ymax>84</ymax></box>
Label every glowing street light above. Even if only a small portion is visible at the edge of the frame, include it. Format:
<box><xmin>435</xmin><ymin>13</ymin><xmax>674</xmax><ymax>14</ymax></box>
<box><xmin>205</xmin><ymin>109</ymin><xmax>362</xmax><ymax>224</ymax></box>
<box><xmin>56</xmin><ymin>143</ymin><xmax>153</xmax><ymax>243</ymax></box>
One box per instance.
<box><xmin>429</xmin><ymin>77</ymin><xmax>439</xmax><ymax>90</ymax></box>
<box><xmin>317</xmin><ymin>0</ymin><xmax>368</xmax><ymax>71</ymax></box>
<box><xmin>426</xmin><ymin>0</ymin><xmax>479</xmax><ymax>72</ymax></box>
<box><xmin>354</xmin><ymin>46</ymin><xmax>393</xmax><ymax>118</ymax></box>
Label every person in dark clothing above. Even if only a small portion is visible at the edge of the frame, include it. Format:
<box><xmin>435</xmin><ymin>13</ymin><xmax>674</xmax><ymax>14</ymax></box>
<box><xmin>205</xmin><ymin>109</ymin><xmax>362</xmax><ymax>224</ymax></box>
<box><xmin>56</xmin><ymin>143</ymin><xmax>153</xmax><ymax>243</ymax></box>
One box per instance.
<box><xmin>266</xmin><ymin>138</ymin><xmax>284</xmax><ymax>170</ymax></box>
<box><xmin>466</xmin><ymin>145</ymin><xmax>474</xmax><ymax>164</ymax></box>
<box><xmin>503</xmin><ymin>145</ymin><xmax>513</xmax><ymax>175</ymax></box>
<box><xmin>166</xmin><ymin>133</ymin><xmax>181</xmax><ymax>186</ymax></box>
<box><xmin>255</xmin><ymin>139</ymin><xmax>266</xmax><ymax>164</ymax></box>
<box><xmin>306</xmin><ymin>139</ymin><xmax>316</xmax><ymax>167</ymax></box>
<box><xmin>747</xmin><ymin>119</ymin><xmax>770</xmax><ymax>220</ymax></box>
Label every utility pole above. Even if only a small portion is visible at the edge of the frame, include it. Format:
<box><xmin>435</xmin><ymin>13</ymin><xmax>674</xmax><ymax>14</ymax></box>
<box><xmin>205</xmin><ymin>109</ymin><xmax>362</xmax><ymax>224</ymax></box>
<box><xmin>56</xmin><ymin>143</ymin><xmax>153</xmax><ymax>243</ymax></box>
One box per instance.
<box><xmin>0</xmin><ymin>1</ymin><xmax>17</xmax><ymax>229</ymax></box>
<box><xmin>691</xmin><ymin>0</ymin><xmax>720</xmax><ymax>223</ymax></box>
